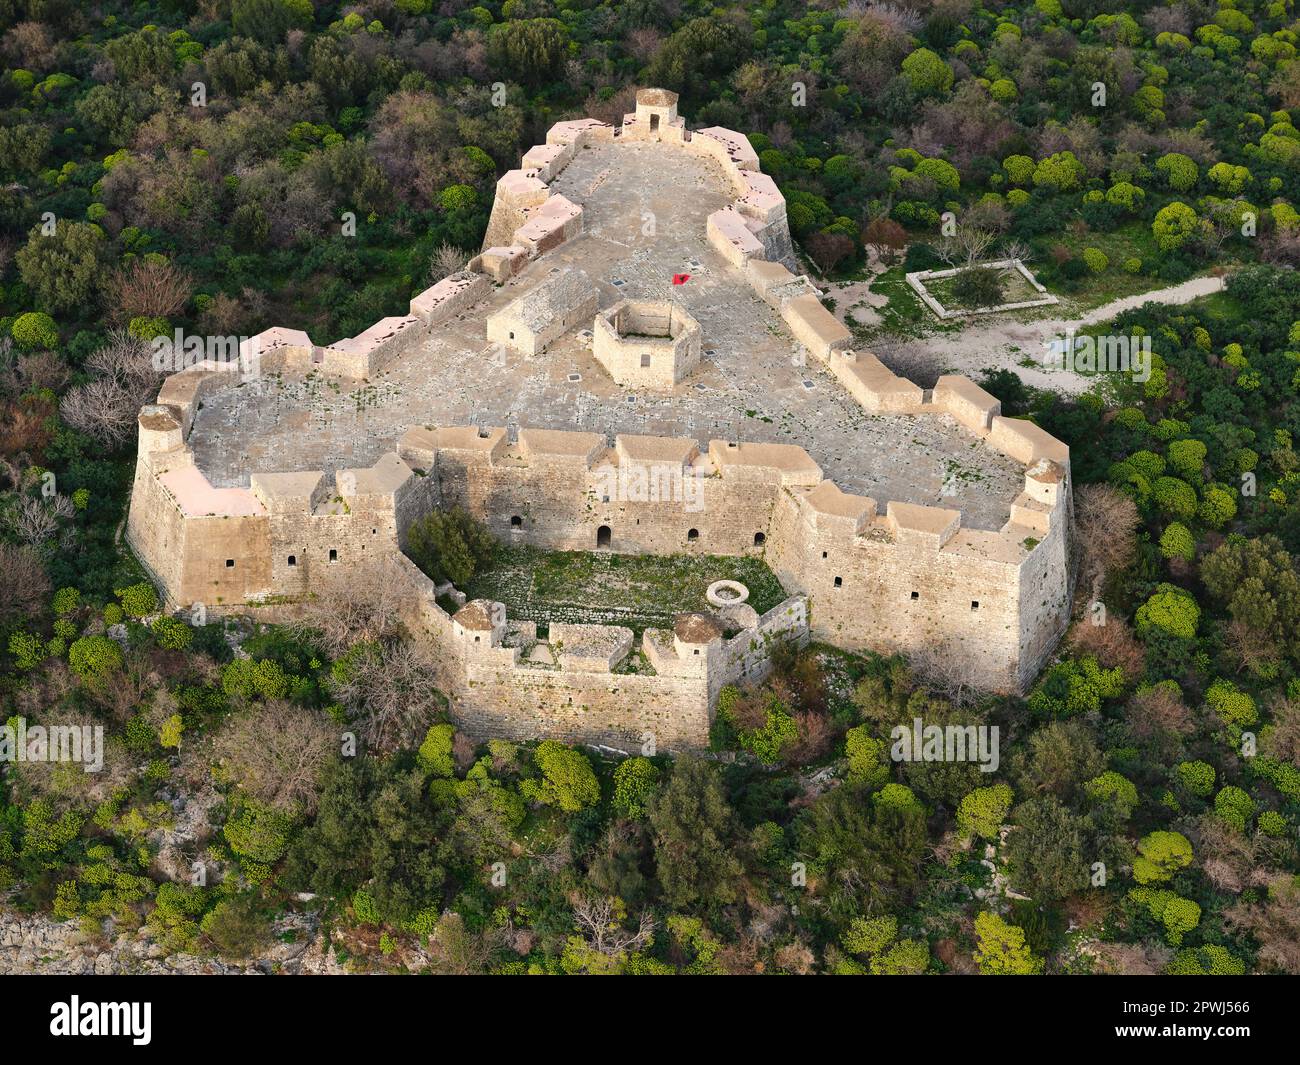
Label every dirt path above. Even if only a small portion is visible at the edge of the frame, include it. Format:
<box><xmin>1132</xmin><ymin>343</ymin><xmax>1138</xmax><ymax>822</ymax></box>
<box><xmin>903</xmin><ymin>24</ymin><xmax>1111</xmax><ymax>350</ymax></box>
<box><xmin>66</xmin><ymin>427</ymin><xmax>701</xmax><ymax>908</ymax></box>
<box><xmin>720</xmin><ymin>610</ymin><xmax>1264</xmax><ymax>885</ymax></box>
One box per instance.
<box><xmin>892</xmin><ymin>274</ymin><xmax>1227</xmax><ymax>395</ymax></box>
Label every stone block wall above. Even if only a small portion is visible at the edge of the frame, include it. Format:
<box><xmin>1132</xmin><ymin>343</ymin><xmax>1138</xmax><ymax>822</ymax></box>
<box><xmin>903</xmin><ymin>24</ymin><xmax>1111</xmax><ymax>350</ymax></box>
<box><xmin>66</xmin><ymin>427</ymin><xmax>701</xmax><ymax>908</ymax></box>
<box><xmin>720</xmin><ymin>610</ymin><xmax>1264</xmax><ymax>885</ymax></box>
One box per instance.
<box><xmin>592</xmin><ymin>300</ymin><xmax>702</xmax><ymax>388</ymax></box>
<box><xmin>125</xmin><ymin>88</ymin><xmax>1076</xmax><ymax>749</ymax></box>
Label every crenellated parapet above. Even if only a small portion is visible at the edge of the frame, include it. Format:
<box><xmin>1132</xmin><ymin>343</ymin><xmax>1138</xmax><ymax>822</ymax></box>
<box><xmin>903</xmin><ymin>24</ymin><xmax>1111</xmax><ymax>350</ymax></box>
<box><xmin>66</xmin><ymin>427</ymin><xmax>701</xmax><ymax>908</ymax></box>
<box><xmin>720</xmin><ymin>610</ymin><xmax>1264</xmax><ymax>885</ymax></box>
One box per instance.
<box><xmin>125</xmin><ymin>86</ymin><xmax>1075</xmax><ymax>731</ymax></box>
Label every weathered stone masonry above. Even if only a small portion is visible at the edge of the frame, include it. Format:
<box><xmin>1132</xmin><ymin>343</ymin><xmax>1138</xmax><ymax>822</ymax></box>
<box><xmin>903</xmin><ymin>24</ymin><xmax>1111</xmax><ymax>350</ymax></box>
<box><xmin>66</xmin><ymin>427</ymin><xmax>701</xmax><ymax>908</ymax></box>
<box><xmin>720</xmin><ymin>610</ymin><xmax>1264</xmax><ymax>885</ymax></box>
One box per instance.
<box><xmin>126</xmin><ymin>88</ymin><xmax>1073</xmax><ymax>749</ymax></box>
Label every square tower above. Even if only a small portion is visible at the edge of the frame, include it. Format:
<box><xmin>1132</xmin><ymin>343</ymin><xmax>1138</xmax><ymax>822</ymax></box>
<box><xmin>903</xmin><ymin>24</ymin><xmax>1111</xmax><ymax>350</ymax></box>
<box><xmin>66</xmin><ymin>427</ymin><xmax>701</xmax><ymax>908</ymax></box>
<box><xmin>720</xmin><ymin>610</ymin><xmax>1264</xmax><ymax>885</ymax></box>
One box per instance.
<box><xmin>632</xmin><ymin>88</ymin><xmax>680</xmax><ymax>140</ymax></box>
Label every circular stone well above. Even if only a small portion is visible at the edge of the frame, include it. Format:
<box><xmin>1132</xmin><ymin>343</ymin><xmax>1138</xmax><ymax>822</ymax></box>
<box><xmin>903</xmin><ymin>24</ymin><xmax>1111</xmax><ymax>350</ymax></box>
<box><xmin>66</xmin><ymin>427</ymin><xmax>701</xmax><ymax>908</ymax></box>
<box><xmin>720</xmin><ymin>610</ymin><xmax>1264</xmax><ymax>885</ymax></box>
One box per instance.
<box><xmin>706</xmin><ymin>580</ymin><xmax>750</xmax><ymax>608</ymax></box>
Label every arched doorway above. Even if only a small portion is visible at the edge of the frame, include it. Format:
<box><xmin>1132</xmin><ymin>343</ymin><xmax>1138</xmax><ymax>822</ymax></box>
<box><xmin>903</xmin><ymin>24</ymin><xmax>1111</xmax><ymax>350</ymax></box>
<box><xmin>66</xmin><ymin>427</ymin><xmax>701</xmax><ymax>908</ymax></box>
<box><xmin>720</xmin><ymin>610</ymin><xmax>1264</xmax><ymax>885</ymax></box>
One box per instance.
<box><xmin>597</xmin><ymin>525</ymin><xmax>611</xmax><ymax>548</ymax></box>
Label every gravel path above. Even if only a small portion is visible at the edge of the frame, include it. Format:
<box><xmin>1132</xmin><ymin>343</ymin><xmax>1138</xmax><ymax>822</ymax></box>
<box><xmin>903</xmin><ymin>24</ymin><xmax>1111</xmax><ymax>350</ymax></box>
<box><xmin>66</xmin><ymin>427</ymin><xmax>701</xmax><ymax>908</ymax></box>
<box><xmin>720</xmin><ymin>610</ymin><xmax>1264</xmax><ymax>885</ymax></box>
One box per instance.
<box><xmin>867</xmin><ymin>273</ymin><xmax>1227</xmax><ymax>396</ymax></box>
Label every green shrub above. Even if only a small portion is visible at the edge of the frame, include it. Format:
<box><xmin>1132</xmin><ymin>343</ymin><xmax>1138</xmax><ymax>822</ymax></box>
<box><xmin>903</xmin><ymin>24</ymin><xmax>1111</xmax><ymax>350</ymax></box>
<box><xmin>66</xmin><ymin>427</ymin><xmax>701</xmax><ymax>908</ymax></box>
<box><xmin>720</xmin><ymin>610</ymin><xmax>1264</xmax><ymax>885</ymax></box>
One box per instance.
<box><xmin>956</xmin><ymin>783</ymin><xmax>1013</xmax><ymax>839</ymax></box>
<box><xmin>151</xmin><ymin>616</ymin><xmax>193</xmax><ymax>651</ymax></box>
<box><xmin>1159</xmin><ymin>522</ymin><xmax>1196</xmax><ymax>561</ymax></box>
<box><xmin>1135</xmin><ymin>584</ymin><xmax>1200</xmax><ymax>639</ymax></box>
<box><xmin>1167</xmin><ymin>944</ymin><xmax>1246</xmax><ymax>975</ymax></box>
<box><xmin>1083</xmin><ymin>771</ymin><xmax>1138</xmax><ymax>815</ymax></box>
<box><xmin>1152</xmin><ymin>476</ymin><xmax>1198</xmax><ymax>520</ymax></box>
<box><xmin>612</xmin><ymin>757</ymin><xmax>661</xmax><ymax>818</ymax></box>
<box><xmin>416</xmin><ymin>723</ymin><xmax>456</xmax><ymax>778</ymax></box>
<box><xmin>52</xmin><ymin>587</ymin><xmax>80</xmax><ymax>616</ymax></box>
<box><xmin>223</xmin><ymin>800</ymin><xmax>293</xmax><ymax>866</ymax></box>
<box><xmin>11</xmin><ymin>311</ymin><xmax>58</xmax><ymax>349</ymax></box>
<box><xmin>1256</xmin><ymin>810</ymin><xmax>1287</xmax><ymax>837</ymax></box>
<box><xmin>1213</xmin><ymin>785</ymin><xmax>1255</xmax><ymax>831</ymax></box>
<box><xmin>1206</xmin><ymin>679</ymin><xmax>1257</xmax><ymax>727</ymax></box>
<box><xmin>1167</xmin><ymin>438</ymin><xmax>1208</xmax><ymax>480</ymax></box>
<box><xmin>68</xmin><ymin>635</ymin><xmax>124</xmax><ymax>684</ymax></box>
<box><xmin>115</xmin><ymin>582</ymin><xmax>159</xmax><ymax>618</ymax></box>
<box><xmin>1175</xmin><ymin>760</ymin><xmax>1215</xmax><ymax>796</ymax></box>
<box><xmin>221</xmin><ymin>658</ymin><xmax>291</xmax><ymax>701</ymax></box>
<box><xmin>1081</xmin><ymin>247</ymin><xmax>1109</xmax><ymax>273</ymax></box>
<box><xmin>519</xmin><ymin>740</ymin><xmax>600</xmax><ymax>812</ymax></box>
<box><xmin>1133</xmin><ymin>830</ymin><xmax>1193</xmax><ymax>884</ymax></box>
<box><xmin>844</xmin><ymin>725</ymin><xmax>888</xmax><ymax>789</ymax></box>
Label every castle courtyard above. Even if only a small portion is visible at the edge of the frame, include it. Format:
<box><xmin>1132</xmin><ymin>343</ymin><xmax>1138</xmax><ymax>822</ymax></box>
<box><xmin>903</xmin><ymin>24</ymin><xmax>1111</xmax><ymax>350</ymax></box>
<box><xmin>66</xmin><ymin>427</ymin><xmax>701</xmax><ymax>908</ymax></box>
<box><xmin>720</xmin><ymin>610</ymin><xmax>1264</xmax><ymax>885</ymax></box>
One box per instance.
<box><xmin>187</xmin><ymin>139</ymin><xmax>1025</xmax><ymax>531</ymax></box>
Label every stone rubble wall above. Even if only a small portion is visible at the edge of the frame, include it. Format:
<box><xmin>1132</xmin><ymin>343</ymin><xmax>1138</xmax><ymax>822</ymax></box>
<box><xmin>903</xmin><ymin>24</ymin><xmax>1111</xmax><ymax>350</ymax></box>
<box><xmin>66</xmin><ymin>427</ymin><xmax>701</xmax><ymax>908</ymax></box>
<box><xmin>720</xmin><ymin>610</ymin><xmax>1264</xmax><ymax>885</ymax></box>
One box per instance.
<box><xmin>390</xmin><ymin>539</ymin><xmax>810</xmax><ymax>751</ymax></box>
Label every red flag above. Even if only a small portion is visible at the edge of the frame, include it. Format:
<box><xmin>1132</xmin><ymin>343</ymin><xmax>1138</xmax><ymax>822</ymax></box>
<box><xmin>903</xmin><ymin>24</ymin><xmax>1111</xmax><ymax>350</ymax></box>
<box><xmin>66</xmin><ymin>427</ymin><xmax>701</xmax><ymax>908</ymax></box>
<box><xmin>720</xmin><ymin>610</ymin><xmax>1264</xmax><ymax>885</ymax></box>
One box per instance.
<box><xmin>672</xmin><ymin>273</ymin><xmax>691</xmax><ymax>285</ymax></box>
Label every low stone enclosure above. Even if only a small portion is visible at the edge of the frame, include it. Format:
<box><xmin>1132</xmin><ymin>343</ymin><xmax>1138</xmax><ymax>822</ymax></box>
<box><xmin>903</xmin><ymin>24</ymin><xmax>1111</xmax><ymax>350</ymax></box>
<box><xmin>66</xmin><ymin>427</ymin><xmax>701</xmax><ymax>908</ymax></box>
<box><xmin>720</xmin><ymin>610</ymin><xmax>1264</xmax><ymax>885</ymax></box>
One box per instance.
<box><xmin>125</xmin><ymin>88</ymin><xmax>1074</xmax><ymax>752</ymax></box>
<box><xmin>593</xmin><ymin>300</ymin><xmax>701</xmax><ymax>388</ymax></box>
<box><xmin>906</xmin><ymin>259</ymin><xmax>1058</xmax><ymax>320</ymax></box>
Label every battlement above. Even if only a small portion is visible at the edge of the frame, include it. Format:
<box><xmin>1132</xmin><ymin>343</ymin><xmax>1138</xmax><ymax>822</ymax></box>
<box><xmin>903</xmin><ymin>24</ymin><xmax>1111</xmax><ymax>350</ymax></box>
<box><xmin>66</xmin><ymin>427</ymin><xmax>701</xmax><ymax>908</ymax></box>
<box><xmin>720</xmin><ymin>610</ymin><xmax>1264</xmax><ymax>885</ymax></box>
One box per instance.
<box><xmin>126</xmin><ymin>87</ymin><xmax>1074</xmax><ymax>744</ymax></box>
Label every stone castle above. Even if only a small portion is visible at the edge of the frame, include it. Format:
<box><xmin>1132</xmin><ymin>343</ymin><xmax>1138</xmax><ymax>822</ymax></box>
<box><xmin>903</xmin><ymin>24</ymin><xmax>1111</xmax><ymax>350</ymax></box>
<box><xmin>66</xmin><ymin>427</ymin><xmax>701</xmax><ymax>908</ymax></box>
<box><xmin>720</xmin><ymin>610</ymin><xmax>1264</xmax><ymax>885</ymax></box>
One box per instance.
<box><xmin>126</xmin><ymin>89</ymin><xmax>1073</xmax><ymax>752</ymax></box>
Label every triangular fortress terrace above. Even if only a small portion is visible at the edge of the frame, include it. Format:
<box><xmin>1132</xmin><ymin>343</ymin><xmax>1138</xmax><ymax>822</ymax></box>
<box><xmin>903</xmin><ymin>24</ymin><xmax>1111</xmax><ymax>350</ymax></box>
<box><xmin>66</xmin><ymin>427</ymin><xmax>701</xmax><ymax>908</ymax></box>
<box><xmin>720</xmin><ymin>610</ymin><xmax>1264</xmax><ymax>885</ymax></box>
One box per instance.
<box><xmin>127</xmin><ymin>89</ymin><xmax>1072</xmax><ymax>752</ymax></box>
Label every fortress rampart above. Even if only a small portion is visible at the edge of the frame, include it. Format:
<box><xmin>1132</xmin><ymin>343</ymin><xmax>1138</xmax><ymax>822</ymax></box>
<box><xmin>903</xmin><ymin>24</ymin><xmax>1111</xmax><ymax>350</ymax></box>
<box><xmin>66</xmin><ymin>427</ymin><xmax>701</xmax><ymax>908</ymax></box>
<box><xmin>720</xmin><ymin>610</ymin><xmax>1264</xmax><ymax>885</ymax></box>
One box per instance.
<box><xmin>126</xmin><ymin>88</ymin><xmax>1074</xmax><ymax>749</ymax></box>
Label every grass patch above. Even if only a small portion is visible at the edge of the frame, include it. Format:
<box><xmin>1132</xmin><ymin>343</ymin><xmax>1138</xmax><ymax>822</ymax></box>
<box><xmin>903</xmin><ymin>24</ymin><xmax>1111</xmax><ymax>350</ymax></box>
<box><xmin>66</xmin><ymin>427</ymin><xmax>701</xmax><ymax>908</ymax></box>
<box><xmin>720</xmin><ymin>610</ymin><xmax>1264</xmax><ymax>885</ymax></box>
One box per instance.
<box><xmin>922</xmin><ymin>264</ymin><xmax>1043</xmax><ymax>311</ymax></box>
<box><xmin>1045</xmin><ymin>222</ymin><xmax>1231</xmax><ymax>311</ymax></box>
<box><xmin>463</xmin><ymin>545</ymin><xmax>787</xmax><ymax>635</ymax></box>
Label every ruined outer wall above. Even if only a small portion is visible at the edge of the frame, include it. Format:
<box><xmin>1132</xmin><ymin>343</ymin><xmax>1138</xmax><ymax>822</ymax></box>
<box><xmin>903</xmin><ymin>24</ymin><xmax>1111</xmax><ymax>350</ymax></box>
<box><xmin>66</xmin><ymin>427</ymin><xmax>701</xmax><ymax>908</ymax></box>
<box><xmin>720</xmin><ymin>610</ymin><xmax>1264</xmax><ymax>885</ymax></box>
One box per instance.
<box><xmin>393</xmin><ymin>547</ymin><xmax>808</xmax><ymax>751</ymax></box>
<box><xmin>454</xmin><ymin>661</ymin><xmax>710</xmax><ymax>751</ymax></box>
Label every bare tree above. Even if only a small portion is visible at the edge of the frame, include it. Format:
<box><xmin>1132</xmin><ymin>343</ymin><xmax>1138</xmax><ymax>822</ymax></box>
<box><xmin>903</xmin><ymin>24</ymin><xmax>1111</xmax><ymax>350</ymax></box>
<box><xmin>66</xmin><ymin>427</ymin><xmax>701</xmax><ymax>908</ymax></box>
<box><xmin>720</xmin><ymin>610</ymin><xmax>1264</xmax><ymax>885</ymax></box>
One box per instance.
<box><xmin>294</xmin><ymin>556</ymin><xmax>413</xmax><ymax>656</ymax></box>
<box><xmin>61</xmin><ymin>329</ymin><xmax>163</xmax><ymax>447</ymax></box>
<box><xmin>570</xmin><ymin>893</ymin><xmax>655</xmax><ymax>960</ymax></box>
<box><xmin>1072</xmin><ymin>483</ymin><xmax>1140</xmax><ymax>600</ymax></box>
<box><xmin>1068</xmin><ymin>615</ymin><xmax>1144</xmax><ymax>680</ymax></box>
<box><xmin>908</xmin><ymin>637</ymin><xmax>987</xmax><ymax>706</ymax></box>
<box><xmin>0</xmin><ymin>541</ymin><xmax>51</xmax><ymax>625</ymax></box>
<box><xmin>1224</xmin><ymin>616</ymin><xmax>1283</xmax><ymax>677</ymax></box>
<box><xmin>1226</xmin><ymin>876</ymin><xmax>1300</xmax><ymax>974</ymax></box>
<box><xmin>209</xmin><ymin>700</ymin><xmax>336</xmax><ymax>815</ymax></box>
<box><xmin>937</xmin><ymin>224</ymin><xmax>996</xmax><ymax>269</ymax></box>
<box><xmin>105</xmin><ymin>257</ymin><xmax>193</xmax><ymax>324</ymax></box>
<box><xmin>5</xmin><ymin>492</ymin><xmax>75</xmax><ymax>546</ymax></box>
<box><xmin>1124</xmin><ymin>684</ymin><xmax>1193</xmax><ymax>756</ymax></box>
<box><xmin>60</xmin><ymin>378</ymin><xmax>145</xmax><ymax>447</ymax></box>
<box><xmin>428</xmin><ymin>242</ymin><xmax>467</xmax><ymax>282</ymax></box>
<box><xmin>999</xmin><ymin>237</ymin><xmax>1033</xmax><ymax>264</ymax></box>
<box><xmin>327</xmin><ymin>639</ymin><xmax>447</xmax><ymax>752</ymax></box>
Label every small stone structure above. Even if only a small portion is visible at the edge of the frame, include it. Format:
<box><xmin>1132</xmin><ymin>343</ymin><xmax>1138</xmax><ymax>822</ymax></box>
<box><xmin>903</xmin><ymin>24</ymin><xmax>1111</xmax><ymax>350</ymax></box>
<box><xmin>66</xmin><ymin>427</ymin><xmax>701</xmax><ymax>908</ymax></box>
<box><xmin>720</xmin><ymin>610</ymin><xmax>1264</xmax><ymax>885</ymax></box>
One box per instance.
<box><xmin>487</xmin><ymin>269</ymin><xmax>598</xmax><ymax>355</ymax></box>
<box><xmin>907</xmin><ymin>259</ymin><xmax>1058</xmax><ymax>319</ymax></box>
<box><xmin>125</xmin><ymin>89</ymin><xmax>1074</xmax><ymax>752</ymax></box>
<box><xmin>592</xmin><ymin>299</ymin><xmax>701</xmax><ymax>388</ymax></box>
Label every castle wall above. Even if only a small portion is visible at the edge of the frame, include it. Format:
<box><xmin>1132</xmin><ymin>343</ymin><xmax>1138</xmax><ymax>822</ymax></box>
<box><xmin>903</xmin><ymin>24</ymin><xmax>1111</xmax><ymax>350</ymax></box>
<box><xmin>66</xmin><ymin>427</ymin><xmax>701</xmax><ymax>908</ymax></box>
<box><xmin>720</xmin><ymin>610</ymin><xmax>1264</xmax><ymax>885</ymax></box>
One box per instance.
<box><xmin>125</xmin><ymin>88</ymin><xmax>1077</xmax><ymax>752</ymax></box>
<box><xmin>764</xmin><ymin>490</ymin><xmax>1021</xmax><ymax>690</ymax></box>
<box><xmin>454</xmin><ymin>661</ymin><xmax>709</xmax><ymax>752</ymax></box>
<box><xmin>406</xmin><ymin>434</ymin><xmax>783</xmax><ymax>557</ymax></box>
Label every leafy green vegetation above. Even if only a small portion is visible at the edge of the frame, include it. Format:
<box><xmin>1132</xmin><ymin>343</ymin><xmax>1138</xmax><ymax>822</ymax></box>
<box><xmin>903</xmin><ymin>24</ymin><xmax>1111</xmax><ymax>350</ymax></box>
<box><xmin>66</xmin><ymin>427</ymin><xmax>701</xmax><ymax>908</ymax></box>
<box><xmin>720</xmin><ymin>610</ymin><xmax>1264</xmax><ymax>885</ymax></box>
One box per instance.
<box><xmin>2</xmin><ymin>0</ymin><xmax>1300</xmax><ymax>980</ymax></box>
<box><xmin>462</xmin><ymin>544</ymin><xmax>787</xmax><ymax>634</ymax></box>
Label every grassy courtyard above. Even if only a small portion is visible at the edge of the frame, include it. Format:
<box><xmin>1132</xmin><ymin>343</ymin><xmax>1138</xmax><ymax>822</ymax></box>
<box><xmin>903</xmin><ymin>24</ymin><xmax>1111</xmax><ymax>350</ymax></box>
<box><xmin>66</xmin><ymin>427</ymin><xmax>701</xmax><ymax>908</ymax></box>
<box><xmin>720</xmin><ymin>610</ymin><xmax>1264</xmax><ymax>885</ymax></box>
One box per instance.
<box><xmin>462</xmin><ymin>545</ymin><xmax>788</xmax><ymax>635</ymax></box>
